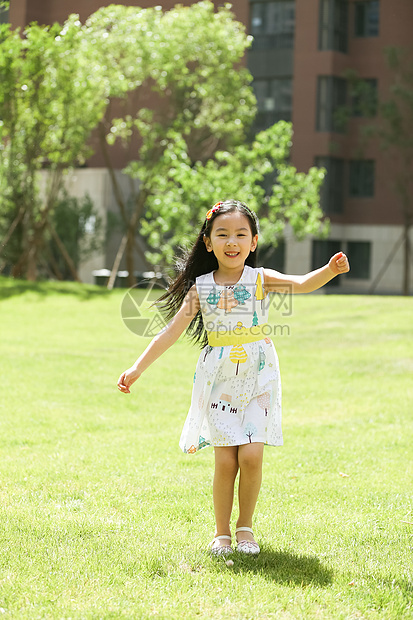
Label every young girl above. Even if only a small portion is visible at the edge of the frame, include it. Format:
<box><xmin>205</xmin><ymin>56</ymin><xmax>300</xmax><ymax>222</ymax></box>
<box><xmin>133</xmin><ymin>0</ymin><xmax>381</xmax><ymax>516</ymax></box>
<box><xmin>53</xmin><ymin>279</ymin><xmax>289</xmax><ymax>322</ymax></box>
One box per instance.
<box><xmin>117</xmin><ymin>200</ymin><xmax>350</xmax><ymax>556</ymax></box>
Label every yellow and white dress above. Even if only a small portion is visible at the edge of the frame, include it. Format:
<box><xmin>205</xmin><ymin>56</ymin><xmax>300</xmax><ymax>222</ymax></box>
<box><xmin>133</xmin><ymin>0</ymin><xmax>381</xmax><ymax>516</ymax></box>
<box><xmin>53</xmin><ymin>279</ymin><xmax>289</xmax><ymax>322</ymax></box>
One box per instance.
<box><xmin>179</xmin><ymin>265</ymin><xmax>282</xmax><ymax>453</ymax></box>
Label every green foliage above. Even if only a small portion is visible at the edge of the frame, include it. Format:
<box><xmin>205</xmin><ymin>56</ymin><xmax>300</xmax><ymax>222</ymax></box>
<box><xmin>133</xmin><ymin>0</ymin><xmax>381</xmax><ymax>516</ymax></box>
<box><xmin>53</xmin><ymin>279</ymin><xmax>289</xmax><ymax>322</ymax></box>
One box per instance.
<box><xmin>0</xmin><ymin>17</ymin><xmax>110</xmax><ymax>277</ymax></box>
<box><xmin>377</xmin><ymin>47</ymin><xmax>413</xmax><ymax>155</ymax></box>
<box><xmin>336</xmin><ymin>47</ymin><xmax>413</xmax><ymax>302</ymax></box>
<box><xmin>86</xmin><ymin>2</ymin><xmax>326</xmax><ymax>269</ymax></box>
<box><xmin>0</xmin><ymin>17</ymin><xmax>109</xmax><ymax>187</ymax></box>
<box><xmin>0</xmin><ymin>1</ymin><xmax>8</xmax><ymax>23</ymax></box>
<box><xmin>140</xmin><ymin>122</ymin><xmax>328</xmax><ymax>266</ymax></box>
<box><xmin>355</xmin><ymin>46</ymin><xmax>413</xmax><ymax>254</ymax></box>
<box><xmin>1</xmin><ymin>2</ymin><xmax>326</xmax><ymax>280</ymax></box>
<box><xmin>338</xmin><ymin>48</ymin><xmax>413</xmax><ymax>167</ymax></box>
<box><xmin>334</xmin><ymin>69</ymin><xmax>378</xmax><ymax>133</ymax></box>
<box><xmin>51</xmin><ymin>191</ymin><xmax>104</xmax><ymax>279</ymax></box>
<box><xmin>87</xmin><ymin>2</ymin><xmax>255</xmax><ymax>151</ymax></box>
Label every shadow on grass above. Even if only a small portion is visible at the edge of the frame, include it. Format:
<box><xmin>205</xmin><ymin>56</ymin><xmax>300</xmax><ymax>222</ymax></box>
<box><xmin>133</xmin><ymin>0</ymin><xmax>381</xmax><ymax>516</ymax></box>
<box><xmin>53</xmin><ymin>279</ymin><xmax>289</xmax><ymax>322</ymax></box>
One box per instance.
<box><xmin>214</xmin><ymin>547</ymin><xmax>334</xmax><ymax>587</ymax></box>
<box><xmin>0</xmin><ymin>276</ymin><xmax>112</xmax><ymax>301</ymax></box>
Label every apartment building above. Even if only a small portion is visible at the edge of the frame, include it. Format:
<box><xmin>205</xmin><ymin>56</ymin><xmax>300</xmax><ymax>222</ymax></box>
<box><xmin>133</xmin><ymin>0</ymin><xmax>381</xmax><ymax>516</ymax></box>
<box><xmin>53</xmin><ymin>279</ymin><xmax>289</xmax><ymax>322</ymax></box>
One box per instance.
<box><xmin>6</xmin><ymin>0</ymin><xmax>413</xmax><ymax>293</ymax></box>
<box><xmin>248</xmin><ymin>0</ymin><xmax>413</xmax><ymax>294</ymax></box>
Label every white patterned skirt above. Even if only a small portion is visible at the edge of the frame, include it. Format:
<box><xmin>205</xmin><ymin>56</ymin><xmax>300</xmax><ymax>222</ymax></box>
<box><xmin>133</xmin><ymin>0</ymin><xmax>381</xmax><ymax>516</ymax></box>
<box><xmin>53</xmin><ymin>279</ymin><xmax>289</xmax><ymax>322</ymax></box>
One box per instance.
<box><xmin>179</xmin><ymin>339</ymin><xmax>283</xmax><ymax>454</ymax></box>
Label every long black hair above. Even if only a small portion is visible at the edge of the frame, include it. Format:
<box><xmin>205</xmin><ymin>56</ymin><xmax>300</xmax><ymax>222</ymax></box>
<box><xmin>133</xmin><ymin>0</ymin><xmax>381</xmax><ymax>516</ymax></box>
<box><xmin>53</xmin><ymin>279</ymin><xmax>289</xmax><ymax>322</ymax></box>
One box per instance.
<box><xmin>156</xmin><ymin>199</ymin><xmax>259</xmax><ymax>348</ymax></box>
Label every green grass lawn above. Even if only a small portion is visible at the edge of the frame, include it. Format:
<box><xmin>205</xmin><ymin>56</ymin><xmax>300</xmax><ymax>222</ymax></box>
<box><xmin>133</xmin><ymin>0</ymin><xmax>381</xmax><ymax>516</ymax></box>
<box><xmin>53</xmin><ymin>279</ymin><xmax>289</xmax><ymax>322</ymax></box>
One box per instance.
<box><xmin>0</xmin><ymin>276</ymin><xmax>412</xmax><ymax>619</ymax></box>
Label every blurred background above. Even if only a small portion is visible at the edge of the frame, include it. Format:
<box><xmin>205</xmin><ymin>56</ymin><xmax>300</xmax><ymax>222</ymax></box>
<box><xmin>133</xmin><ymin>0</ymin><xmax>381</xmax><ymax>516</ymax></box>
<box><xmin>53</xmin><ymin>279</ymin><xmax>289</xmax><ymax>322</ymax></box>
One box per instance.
<box><xmin>1</xmin><ymin>0</ymin><xmax>412</xmax><ymax>295</ymax></box>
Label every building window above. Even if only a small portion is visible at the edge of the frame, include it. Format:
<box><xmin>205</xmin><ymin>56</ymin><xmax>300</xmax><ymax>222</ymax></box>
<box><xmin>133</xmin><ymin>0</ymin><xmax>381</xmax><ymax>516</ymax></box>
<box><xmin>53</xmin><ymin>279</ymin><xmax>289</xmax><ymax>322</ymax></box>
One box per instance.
<box><xmin>354</xmin><ymin>1</ymin><xmax>379</xmax><ymax>37</ymax></box>
<box><xmin>250</xmin><ymin>1</ymin><xmax>296</xmax><ymax>50</ymax></box>
<box><xmin>315</xmin><ymin>156</ymin><xmax>345</xmax><ymax>215</ymax></box>
<box><xmin>349</xmin><ymin>160</ymin><xmax>375</xmax><ymax>197</ymax></box>
<box><xmin>351</xmin><ymin>78</ymin><xmax>378</xmax><ymax>117</ymax></box>
<box><xmin>313</xmin><ymin>239</ymin><xmax>371</xmax><ymax>281</ymax></box>
<box><xmin>0</xmin><ymin>5</ymin><xmax>9</xmax><ymax>24</ymax></box>
<box><xmin>319</xmin><ymin>0</ymin><xmax>349</xmax><ymax>53</ymax></box>
<box><xmin>312</xmin><ymin>240</ymin><xmax>342</xmax><ymax>286</ymax></box>
<box><xmin>259</xmin><ymin>240</ymin><xmax>286</xmax><ymax>272</ymax></box>
<box><xmin>346</xmin><ymin>241</ymin><xmax>371</xmax><ymax>279</ymax></box>
<box><xmin>316</xmin><ymin>76</ymin><xmax>347</xmax><ymax>132</ymax></box>
<box><xmin>253</xmin><ymin>77</ymin><xmax>293</xmax><ymax>130</ymax></box>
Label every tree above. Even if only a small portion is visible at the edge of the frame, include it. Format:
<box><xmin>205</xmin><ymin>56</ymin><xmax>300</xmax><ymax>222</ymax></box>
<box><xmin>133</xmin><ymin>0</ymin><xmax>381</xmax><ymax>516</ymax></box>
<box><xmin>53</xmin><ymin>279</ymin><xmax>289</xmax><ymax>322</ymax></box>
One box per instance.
<box><xmin>371</xmin><ymin>47</ymin><xmax>413</xmax><ymax>295</ymax></box>
<box><xmin>252</xmin><ymin>311</ymin><xmax>259</xmax><ymax>327</ymax></box>
<box><xmin>1</xmin><ymin>2</ymin><xmax>327</xmax><ymax>283</ymax></box>
<box><xmin>337</xmin><ymin>50</ymin><xmax>413</xmax><ymax>295</ymax></box>
<box><xmin>258</xmin><ymin>345</ymin><xmax>265</xmax><ymax>371</ymax></box>
<box><xmin>51</xmin><ymin>191</ymin><xmax>104</xmax><ymax>281</ymax></box>
<box><xmin>90</xmin><ymin>3</ymin><xmax>327</xmax><ymax>279</ymax></box>
<box><xmin>206</xmin><ymin>287</ymin><xmax>221</xmax><ymax>306</ymax></box>
<box><xmin>217</xmin><ymin>288</ymin><xmax>238</xmax><ymax>313</ymax></box>
<box><xmin>233</xmin><ymin>284</ymin><xmax>251</xmax><ymax>305</ymax></box>
<box><xmin>0</xmin><ymin>16</ymin><xmax>110</xmax><ymax>279</ymax></box>
<box><xmin>229</xmin><ymin>344</ymin><xmax>248</xmax><ymax>375</ymax></box>
<box><xmin>255</xmin><ymin>271</ymin><xmax>266</xmax><ymax>306</ymax></box>
<box><xmin>257</xmin><ymin>392</ymin><xmax>271</xmax><ymax>416</ymax></box>
<box><xmin>244</xmin><ymin>422</ymin><xmax>257</xmax><ymax>443</ymax></box>
<box><xmin>83</xmin><ymin>1</ymin><xmax>257</xmax><ymax>286</ymax></box>
<box><xmin>137</xmin><ymin>122</ymin><xmax>327</xmax><ymax>269</ymax></box>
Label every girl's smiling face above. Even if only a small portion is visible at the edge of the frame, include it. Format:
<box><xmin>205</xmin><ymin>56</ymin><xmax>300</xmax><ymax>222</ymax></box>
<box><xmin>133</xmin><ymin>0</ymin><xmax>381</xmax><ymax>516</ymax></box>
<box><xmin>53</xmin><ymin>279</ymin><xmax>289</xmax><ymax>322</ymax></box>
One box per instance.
<box><xmin>204</xmin><ymin>211</ymin><xmax>258</xmax><ymax>271</ymax></box>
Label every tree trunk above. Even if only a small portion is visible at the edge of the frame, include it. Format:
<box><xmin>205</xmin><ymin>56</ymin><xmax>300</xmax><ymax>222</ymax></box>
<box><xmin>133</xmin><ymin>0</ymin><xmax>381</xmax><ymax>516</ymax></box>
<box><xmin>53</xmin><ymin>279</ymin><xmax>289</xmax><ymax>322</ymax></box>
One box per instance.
<box><xmin>9</xmin><ymin>169</ymin><xmax>64</xmax><ymax>280</ymax></box>
<box><xmin>99</xmin><ymin>122</ymin><xmax>151</xmax><ymax>288</ymax></box>
<box><xmin>11</xmin><ymin>248</ymin><xmax>28</xmax><ymax>278</ymax></box>
<box><xmin>0</xmin><ymin>207</ymin><xmax>25</xmax><ymax>259</ymax></box>
<box><xmin>107</xmin><ymin>233</ymin><xmax>128</xmax><ymax>290</ymax></box>
<box><xmin>26</xmin><ymin>243</ymin><xmax>38</xmax><ymax>281</ymax></box>
<box><xmin>47</xmin><ymin>221</ymin><xmax>82</xmax><ymax>282</ymax></box>
<box><xmin>112</xmin><ymin>190</ymin><xmax>149</xmax><ymax>289</ymax></box>
<box><xmin>47</xmin><ymin>247</ymin><xmax>64</xmax><ymax>281</ymax></box>
<box><xmin>26</xmin><ymin>219</ymin><xmax>46</xmax><ymax>281</ymax></box>
<box><xmin>126</xmin><ymin>227</ymin><xmax>136</xmax><ymax>287</ymax></box>
<box><xmin>99</xmin><ymin>122</ymin><xmax>129</xmax><ymax>224</ymax></box>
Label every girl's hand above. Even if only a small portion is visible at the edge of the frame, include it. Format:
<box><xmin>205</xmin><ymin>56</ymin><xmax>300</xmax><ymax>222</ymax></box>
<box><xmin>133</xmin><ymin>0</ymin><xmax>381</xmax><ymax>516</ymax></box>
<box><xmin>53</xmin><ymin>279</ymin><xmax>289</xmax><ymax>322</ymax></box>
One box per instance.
<box><xmin>329</xmin><ymin>252</ymin><xmax>350</xmax><ymax>275</ymax></box>
<box><xmin>117</xmin><ymin>367</ymin><xmax>141</xmax><ymax>394</ymax></box>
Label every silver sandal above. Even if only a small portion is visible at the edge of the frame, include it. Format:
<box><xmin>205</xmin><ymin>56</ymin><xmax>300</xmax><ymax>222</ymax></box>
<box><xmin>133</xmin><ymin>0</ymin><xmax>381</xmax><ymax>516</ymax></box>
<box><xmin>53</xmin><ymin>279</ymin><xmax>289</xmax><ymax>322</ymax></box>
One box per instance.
<box><xmin>235</xmin><ymin>527</ymin><xmax>260</xmax><ymax>555</ymax></box>
<box><xmin>209</xmin><ymin>534</ymin><xmax>233</xmax><ymax>556</ymax></box>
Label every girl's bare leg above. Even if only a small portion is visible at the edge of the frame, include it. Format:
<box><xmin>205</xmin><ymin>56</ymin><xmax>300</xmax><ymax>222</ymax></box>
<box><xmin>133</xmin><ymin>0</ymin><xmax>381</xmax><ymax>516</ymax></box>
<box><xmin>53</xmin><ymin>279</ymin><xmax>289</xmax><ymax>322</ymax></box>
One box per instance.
<box><xmin>236</xmin><ymin>442</ymin><xmax>264</xmax><ymax>543</ymax></box>
<box><xmin>213</xmin><ymin>446</ymin><xmax>239</xmax><ymax>547</ymax></box>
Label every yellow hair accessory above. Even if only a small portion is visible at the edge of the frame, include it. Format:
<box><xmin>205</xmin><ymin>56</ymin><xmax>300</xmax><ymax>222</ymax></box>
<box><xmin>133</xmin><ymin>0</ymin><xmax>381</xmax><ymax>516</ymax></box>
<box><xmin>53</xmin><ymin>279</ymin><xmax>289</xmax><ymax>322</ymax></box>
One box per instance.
<box><xmin>205</xmin><ymin>201</ymin><xmax>223</xmax><ymax>220</ymax></box>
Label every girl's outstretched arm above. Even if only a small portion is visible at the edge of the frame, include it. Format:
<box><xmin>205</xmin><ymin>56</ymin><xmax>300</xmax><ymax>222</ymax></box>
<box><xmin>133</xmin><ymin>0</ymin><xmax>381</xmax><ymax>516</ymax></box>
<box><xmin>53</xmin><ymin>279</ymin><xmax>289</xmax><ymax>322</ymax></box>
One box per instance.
<box><xmin>117</xmin><ymin>285</ymin><xmax>200</xmax><ymax>393</ymax></box>
<box><xmin>264</xmin><ymin>252</ymin><xmax>350</xmax><ymax>294</ymax></box>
